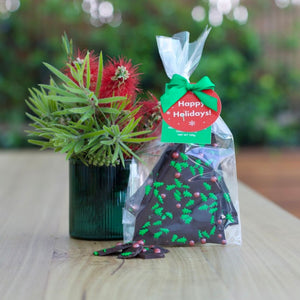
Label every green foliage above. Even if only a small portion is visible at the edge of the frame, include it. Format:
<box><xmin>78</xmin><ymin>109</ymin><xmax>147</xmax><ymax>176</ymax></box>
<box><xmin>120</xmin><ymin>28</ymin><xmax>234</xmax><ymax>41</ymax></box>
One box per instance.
<box><xmin>25</xmin><ymin>37</ymin><xmax>156</xmax><ymax>166</ymax></box>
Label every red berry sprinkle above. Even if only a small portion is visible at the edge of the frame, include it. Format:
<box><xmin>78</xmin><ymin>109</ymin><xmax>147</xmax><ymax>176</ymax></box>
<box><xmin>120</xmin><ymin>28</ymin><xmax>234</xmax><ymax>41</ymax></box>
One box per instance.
<box><xmin>133</xmin><ymin>243</ymin><xmax>140</xmax><ymax>248</ymax></box>
<box><xmin>172</xmin><ymin>152</ymin><xmax>179</xmax><ymax>159</ymax></box>
<box><xmin>210</xmin><ymin>176</ymin><xmax>218</xmax><ymax>182</ymax></box>
<box><xmin>116</xmin><ymin>242</ymin><xmax>123</xmax><ymax>246</ymax></box>
<box><xmin>137</xmin><ymin>240</ymin><xmax>145</xmax><ymax>246</ymax></box>
<box><xmin>213</xmin><ymin>143</ymin><xmax>218</xmax><ymax>147</ymax></box>
<box><xmin>176</xmin><ymin>203</ymin><xmax>181</xmax><ymax>209</ymax></box>
<box><xmin>218</xmin><ymin>234</ymin><xmax>222</xmax><ymax>238</ymax></box>
<box><xmin>221</xmin><ymin>240</ymin><xmax>227</xmax><ymax>245</ymax></box>
<box><xmin>189</xmin><ymin>240</ymin><xmax>195</xmax><ymax>246</ymax></box>
<box><xmin>142</xmin><ymin>248</ymin><xmax>147</xmax><ymax>253</ymax></box>
<box><xmin>193</xmin><ymin>192</ymin><xmax>200</xmax><ymax>198</ymax></box>
<box><xmin>217</xmin><ymin>219</ymin><xmax>222</xmax><ymax>225</ymax></box>
<box><xmin>161</xmin><ymin>193</ymin><xmax>166</xmax><ymax>199</ymax></box>
<box><xmin>174</xmin><ymin>172</ymin><xmax>181</xmax><ymax>179</ymax></box>
<box><xmin>154</xmin><ymin>248</ymin><xmax>161</xmax><ymax>254</ymax></box>
<box><xmin>201</xmin><ymin>238</ymin><xmax>207</xmax><ymax>244</ymax></box>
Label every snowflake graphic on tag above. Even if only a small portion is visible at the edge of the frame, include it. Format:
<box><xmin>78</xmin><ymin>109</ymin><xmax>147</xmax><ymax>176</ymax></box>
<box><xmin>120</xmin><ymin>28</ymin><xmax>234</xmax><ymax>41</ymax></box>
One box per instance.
<box><xmin>161</xmin><ymin>89</ymin><xmax>222</xmax><ymax>132</ymax></box>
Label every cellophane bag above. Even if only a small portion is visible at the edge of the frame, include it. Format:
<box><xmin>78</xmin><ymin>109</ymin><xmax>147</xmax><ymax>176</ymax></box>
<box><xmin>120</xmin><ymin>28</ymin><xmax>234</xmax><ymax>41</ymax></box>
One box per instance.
<box><xmin>123</xmin><ymin>28</ymin><xmax>241</xmax><ymax>246</ymax></box>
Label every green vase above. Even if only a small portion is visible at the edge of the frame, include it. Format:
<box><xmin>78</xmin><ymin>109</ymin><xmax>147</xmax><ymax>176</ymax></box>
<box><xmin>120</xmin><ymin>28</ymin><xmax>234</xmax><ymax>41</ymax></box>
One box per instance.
<box><xmin>69</xmin><ymin>159</ymin><xmax>130</xmax><ymax>240</ymax></box>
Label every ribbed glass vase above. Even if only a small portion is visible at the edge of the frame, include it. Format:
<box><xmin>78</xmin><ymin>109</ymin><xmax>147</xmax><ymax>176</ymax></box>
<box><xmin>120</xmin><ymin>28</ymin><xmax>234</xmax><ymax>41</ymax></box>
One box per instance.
<box><xmin>69</xmin><ymin>159</ymin><xmax>130</xmax><ymax>240</ymax></box>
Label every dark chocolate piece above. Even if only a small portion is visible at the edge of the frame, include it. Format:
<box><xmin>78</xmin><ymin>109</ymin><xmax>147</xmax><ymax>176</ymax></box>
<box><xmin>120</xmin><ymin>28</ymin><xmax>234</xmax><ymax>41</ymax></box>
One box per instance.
<box><xmin>117</xmin><ymin>245</ymin><xmax>143</xmax><ymax>259</ymax></box>
<box><xmin>131</xmin><ymin>141</ymin><xmax>239</xmax><ymax>246</ymax></box>
<box><xmin>93</xmin><ymin>242</ymin><xmax>132</xmax><ymax>256</ymax></box>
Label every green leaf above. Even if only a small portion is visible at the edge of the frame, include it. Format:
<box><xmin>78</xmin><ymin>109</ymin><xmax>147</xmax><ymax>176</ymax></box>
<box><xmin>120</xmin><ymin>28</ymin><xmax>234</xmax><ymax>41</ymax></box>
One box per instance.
<box><xmin>74</xmin><ymin>139</ymin><xmax>84</xmax><ymax>154</ymax></box>
<box><xmin>43</xmin><ymin>62</ymin><xmax>78</xmax><ymax>88</ymax></box>
<box><xmin>45</xmin><ymin>95</ymin><xmax>88</xmax><ymax>104</ymax></box>
<box><xmin>99</xmin><ymin>96</ymin><xmax>127</xmax><ymax>104</ymax></box>
<box><xmin>95</xmin><ymin>51</ymin><xmax>103</xmax><ymax>97</ymax></box>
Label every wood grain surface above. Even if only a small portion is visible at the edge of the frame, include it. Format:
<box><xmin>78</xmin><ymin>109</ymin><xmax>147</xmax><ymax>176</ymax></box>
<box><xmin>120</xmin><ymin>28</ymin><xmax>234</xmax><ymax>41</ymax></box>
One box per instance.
<box><xmin>0</xmin><ymin>151</ymin><xmax>299</xmax><ymax>300</ymax></box>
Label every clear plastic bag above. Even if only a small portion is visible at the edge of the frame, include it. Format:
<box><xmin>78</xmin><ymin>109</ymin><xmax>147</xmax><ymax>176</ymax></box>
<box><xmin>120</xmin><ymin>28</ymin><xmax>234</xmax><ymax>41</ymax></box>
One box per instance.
<box><xmin>123</xmin><ymin>29</ymin><xmax>241</xmax><ymax>246</ymax></box>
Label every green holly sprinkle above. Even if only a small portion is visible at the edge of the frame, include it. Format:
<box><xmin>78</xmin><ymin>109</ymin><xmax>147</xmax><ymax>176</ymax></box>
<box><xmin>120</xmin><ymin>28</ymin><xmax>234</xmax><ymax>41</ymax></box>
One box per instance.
<box><xmin>174</xmin><ymin>191</ymin><xmax>182</xmax><ymax>201</ymax></box>
<box><xmin>190</xmin><ymin>166</ymin><xmax>196</xmax><ymax>176</ymax></box>
<box><xmin>182</xmin><ymin>208</ymin><xmax>192</xmax><ymax>214</ymax></box>
<box><xmin>181</xmin><ymin>162</ymin><xmax>189</xmax><ymax>168</ymax></box>
<box><xmin>198</xmin><ymin>204</ymin><xmax>209</xmax><ymax>210</ymax></box>
<box><xmin>195</xmin><ymin>159</ymin><xmax>202</xmax><ymax>165</ymax></box>
<box><xmin>157</xmin><ymin>195</ymin><xmax>164</xmax><ymax>204</ymax></box>
<box><xmin>166</xmin><ymin>184</ymin><xmax>176</xmax><ymax>191</ymax></box>
<box><xmin>202</xmin><ymin>231</ymin><xmax>210</xmax><ymax>239</ymax></box>
<box><xmin>198</xmin><ymin>166</ymin><xmax>204</xmax><ymax>176</ymax></box>
<box><xmin>209</xmin><ymin>207</ymin><xmax>218</xmax><ymax>214</ymax></box>
<box><xmin>174</xmin><ymin>163</ymin><xmax>182</xmax><ymax>172</ymax></box>
<box><xmin>226</xmin><ymin>214</ymin><xmax>235</xmax><ymax>222</ymax></box>
<box><xmin>183</xmin><ymin>190</ymin><xmax>192</xmax><ymax>198</ymax></box>
<box><xmin>172</xmin><ymin>234</ymin><xmax>178</xmax><ymax>242</ymax></box>
<box><xmin>182</xmin><ymin>184</ymin><xmax>190</xmax><ymax>189</ymax></box>
<box><xmin>181</xmin><ymin>214</ymin><xmax>192</xmax><ymax>224</ymax></box>
<box><xmin>210</xmin><ymin>226</ymin><xmax>216</xmax><ymax>236</ymax></box>
<box><xmin>224</xmin><ymin>193</ymin><xmax>231</xmax><ymax>203</ymax></box>
<box><xmin>153</xmin><ymin>220</ymin><xmax>162</xmax><ymax>226</ymax></box>
<box><xmin>139</xmin><ymin>228</ymin><xmax>149</xmax><ymax>236</ymax></box>
<box><xmin>198</xmin><ymin>231</ymin><xmax>203</xmax><ymax>238</ymax></box>
<box><xmin>121</xmin><ymin>252</ymin><xmax>133</xmax><ymax>257</ymax></box>
<box><xmin>205</xmin><ymin>159</ymin><xmax>213</xmax><ymax>166</ymax></box>
<box><xmin>177</xmin><ymin>237</ymin><xmax>187</xmax><ymax>243</ymax></box>
<box><xmin>210</xmin><ymin>215</ymin><xmax>215</xmax><ymax>225</ymax></box>
<box><xmin>186</xmin><ymin>199</ymin><xmax>195</xmax><ymax>207</ymax></box>
<box><xmin>165</xmin><ymin>212</ymin><xmax>173</xmax><ymax>219</ymax></box>
<box><xmin>162</xmin><ymin>215</ymin><xmax>166</xmax><ymax>220</ymax></box>
<box><xmin>93</xmin><ymin>251</ymin><xmax>99</xmax><ymax>256</ymax></box>
<box><xmin>153</xmin><ymin>189</ymin><xmax>159</xmax><ymax>197</ymax></box>
<box><xmin>209</xmin><ymin>193</ymin><xmax>218</xmax><ymax>200</ymax></box>
<box><xmin>180</xmin><ymin>153</ymin><xmax>189</xmax><ymax>161</ymax></box>
<box><xmin>203</xmin><ymin>182</ymin><xmax>211</xmax><ymax>191</ymax></box>
<box><xmin>151</xmin><ymin>203</ymin><xmax>159</xmax><ymax>210</ymax></box>
<box><xmin>142</xmin><ymin>221</ymin><xmax>151</xmax><ymax>228</ymax></box>
<box><xmin>145</xmin><ymin>185</ymin><xmax>152</xmax><ymax>195</ymax></box>
<box><xmin>200</xmin><ymin>193</ymin><xmax>208</xmax><ymax>202</ymax></box>
<box><xmin>174</xmin><ymin>178</ymin><xmax>183</xmax><ymax>188</ymax></box>
<box><xmin>153</xmin><ymin>182</ymin><xmax>164</xmax><ymax>188</ymax></box>
<box><xmin>154</xmin><ymin>231</ymin><xmax>163</xmax><ymax>239</ymax></box>
<box><xmin>154</xmin><ymin>207</ymin><xmax>163</xmax><ymax>216</ymax></box>
<box><xmin>209</xmin><ymin>201</ymin><xmax>218</xmax><ymax>208</ymax></box>
<box><xmin>170</xmin><ymin>160</ymin><xmax>176</xmax><ymax>167</ymax></box>
<box><xmin>160</xmin><ymin>228</ymin><xmax>170</xmax><ymax>234</ymax></box>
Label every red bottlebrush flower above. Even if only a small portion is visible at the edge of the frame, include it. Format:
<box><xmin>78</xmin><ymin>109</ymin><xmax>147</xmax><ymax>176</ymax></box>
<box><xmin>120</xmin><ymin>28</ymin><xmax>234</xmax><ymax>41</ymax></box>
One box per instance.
<box><xmin>100</xmin><ymin>57</ymin><xmax>140</xmax><ymax>100</ymax></box>
<box><xmin>64</xmin><ymin>50</ymin><xmax>99</xmax><ymax>92</ymax></box>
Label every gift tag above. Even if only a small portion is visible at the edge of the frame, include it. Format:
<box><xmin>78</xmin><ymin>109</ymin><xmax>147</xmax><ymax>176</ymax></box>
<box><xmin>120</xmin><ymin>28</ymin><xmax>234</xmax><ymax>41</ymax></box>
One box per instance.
<box><xmin>161</xmin><ymin>120</ymin><xmax>211</xmax><ymax>144</ymax></box>
<box><xmin>161</xmin><ymin>89</ymin><xmax>221</xmax><ymax>132</ymax></box>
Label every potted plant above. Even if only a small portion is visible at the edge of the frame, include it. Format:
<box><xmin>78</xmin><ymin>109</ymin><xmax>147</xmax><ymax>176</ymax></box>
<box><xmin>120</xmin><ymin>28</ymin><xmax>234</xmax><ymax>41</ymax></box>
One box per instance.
<box><xmin>25</xmin><ymin>35</ymin><xmax>160</xmax><ymax>240</ymax></box>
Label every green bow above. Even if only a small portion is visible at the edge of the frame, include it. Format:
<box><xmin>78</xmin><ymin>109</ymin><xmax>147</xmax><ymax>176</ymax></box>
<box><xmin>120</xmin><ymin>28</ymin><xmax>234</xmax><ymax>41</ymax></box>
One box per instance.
<box><xmin>160</xmin><ymin>74</ymin><xmax>217</xmax><ymax>113</ymax></box>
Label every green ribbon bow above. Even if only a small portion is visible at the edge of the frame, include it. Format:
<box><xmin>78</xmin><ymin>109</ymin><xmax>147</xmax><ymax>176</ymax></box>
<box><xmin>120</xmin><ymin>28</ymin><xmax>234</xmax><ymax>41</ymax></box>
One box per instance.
<box><xmin>160</xmin><ymin>74</ymin><xmax>217</xmax><ymax>113</ymax></box>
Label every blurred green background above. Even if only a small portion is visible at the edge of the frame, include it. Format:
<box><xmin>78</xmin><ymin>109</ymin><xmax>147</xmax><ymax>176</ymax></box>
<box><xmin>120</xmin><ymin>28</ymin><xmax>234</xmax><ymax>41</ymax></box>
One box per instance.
<box><xmin>0</xmin><ymin>0</ymin><xmax>299</xmax><ymax>148</ymax></box>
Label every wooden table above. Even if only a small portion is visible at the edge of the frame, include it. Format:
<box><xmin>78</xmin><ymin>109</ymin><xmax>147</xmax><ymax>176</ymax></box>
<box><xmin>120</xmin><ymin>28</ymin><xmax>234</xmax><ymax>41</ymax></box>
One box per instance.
<box><xmin>0</xmin><ymin>151</ymin><xmax>299</xmax><ymax>300</ymax></box>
